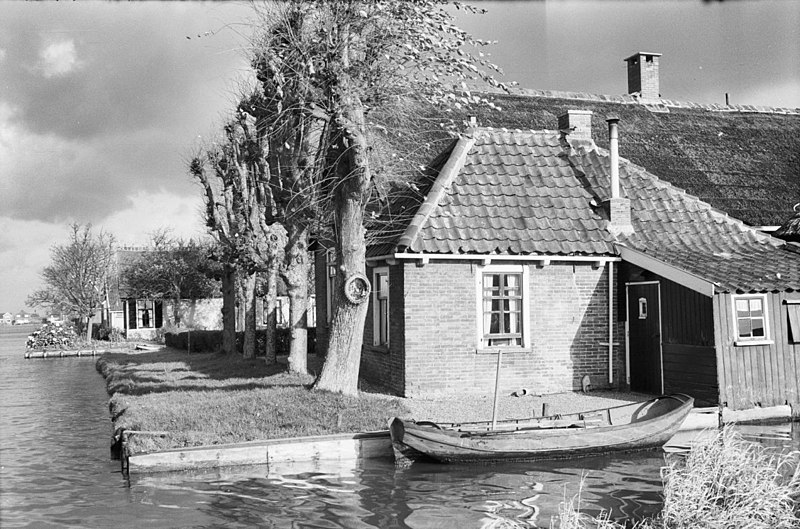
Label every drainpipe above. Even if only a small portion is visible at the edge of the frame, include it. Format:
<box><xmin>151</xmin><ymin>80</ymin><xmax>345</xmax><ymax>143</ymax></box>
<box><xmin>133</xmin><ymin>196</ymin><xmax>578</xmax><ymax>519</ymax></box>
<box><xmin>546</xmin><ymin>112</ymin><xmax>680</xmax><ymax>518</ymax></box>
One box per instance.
<box><xmin>607</xmin><ymin>117</ymin><xmax>620</xmax><ymax>199</ymax></box>
<box><xmin>608</xmin><ymin>261</ymin><xmax>614</xmax><ymax>385</ymax></box>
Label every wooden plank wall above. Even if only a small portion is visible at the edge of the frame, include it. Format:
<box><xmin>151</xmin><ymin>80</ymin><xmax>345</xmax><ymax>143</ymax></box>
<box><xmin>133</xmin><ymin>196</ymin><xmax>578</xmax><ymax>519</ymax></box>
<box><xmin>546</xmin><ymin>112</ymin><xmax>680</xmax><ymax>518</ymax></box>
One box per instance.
<box><xmin>714</xmin><ymin>292</ymin><xmax>800</xmax><ymax>410</ymax></box>
<box><xmin>660</xmin><ymin>279</ymin><xmax>718</xmax><ymax>406</ymax></box>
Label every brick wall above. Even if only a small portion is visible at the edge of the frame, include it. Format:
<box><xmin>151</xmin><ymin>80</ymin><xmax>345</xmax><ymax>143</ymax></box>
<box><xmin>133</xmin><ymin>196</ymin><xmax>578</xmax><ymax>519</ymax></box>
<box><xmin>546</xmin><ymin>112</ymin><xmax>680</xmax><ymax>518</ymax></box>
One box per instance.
<box><xmin>393</xmin><ymin>260</ymin><xmax>625</xmax><ymax>398</ymax></box>
<box><xmin>360</xmin><ymin>265</ymin><xmax>406</xmax><ymax>395</ymax></box>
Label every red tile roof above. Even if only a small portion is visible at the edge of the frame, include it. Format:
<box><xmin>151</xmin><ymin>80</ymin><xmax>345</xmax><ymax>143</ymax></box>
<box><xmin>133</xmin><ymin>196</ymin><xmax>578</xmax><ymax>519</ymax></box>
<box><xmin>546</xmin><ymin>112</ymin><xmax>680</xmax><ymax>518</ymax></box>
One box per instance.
<box><xmin>378</xmin><ymin>127</ymin><xmax>800</xmax><ymax>293</ymax></box>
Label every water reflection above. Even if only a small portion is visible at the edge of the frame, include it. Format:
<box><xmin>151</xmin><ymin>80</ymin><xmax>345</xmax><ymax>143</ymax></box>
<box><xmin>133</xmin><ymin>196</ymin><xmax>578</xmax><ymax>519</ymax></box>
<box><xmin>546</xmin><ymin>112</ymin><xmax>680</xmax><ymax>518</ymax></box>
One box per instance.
<box><xmin>129</xmin><ymin>451</ymin><xmax>667</xmax><ymax>528</ymax></box>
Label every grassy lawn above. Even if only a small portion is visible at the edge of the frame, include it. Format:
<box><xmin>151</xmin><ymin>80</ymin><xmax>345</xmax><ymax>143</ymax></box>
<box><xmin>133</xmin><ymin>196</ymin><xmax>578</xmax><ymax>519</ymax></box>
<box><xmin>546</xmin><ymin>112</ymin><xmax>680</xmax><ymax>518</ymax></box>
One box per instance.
<box><xmin>96</xmin><ymin>348</ymin><xmax>409</xmax><ymax>454</ymax></box>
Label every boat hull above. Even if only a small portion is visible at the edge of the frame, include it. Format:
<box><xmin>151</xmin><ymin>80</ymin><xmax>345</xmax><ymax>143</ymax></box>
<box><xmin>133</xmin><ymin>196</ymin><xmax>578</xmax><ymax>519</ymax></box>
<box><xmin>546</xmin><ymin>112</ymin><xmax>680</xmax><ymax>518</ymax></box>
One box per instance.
<box><xmin>389</xmin><ymin>394</ymin><xmax>694</xmax><ymax>464</ymax></box>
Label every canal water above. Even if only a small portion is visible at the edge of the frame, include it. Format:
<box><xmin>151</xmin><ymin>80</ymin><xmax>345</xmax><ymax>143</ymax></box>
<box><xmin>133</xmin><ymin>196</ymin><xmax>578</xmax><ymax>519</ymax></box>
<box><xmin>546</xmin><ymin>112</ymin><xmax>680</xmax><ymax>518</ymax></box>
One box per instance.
<box><xmin>1</xmin><ymin>328</ymin><xmax>798</xmax><ymax>528</ymax></box>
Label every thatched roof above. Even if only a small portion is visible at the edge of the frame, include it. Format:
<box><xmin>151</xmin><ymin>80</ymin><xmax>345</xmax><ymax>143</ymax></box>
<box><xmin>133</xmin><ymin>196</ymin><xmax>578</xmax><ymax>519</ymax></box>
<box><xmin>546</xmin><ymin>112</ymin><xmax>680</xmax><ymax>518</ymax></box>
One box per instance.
<box><xmin>459</xmin><ymin>89</ymin><xmax>800</xmax><ymax>228</ymax></box>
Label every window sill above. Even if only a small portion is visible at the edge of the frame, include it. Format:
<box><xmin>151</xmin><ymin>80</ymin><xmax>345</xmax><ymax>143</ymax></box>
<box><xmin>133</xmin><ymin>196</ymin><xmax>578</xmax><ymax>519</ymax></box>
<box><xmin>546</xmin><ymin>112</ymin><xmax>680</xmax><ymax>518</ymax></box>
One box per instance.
<box><xmin>476</xmin><ymin>347</ymin><xmax>532</xmax><ymax>355</ymax></box>
<box><xmin>733</xmin><ymin>340</ymin><xmax>774</xmax><ymax>347</ymax></box>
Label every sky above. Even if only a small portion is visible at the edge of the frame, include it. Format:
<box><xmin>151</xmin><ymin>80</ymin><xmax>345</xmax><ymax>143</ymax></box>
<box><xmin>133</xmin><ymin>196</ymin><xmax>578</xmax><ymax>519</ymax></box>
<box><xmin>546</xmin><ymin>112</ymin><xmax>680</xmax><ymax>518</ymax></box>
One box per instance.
<box><xmin>1</xmin><ymin>0</ymin><xmax>798</xmax><ymax>312</ymax></box>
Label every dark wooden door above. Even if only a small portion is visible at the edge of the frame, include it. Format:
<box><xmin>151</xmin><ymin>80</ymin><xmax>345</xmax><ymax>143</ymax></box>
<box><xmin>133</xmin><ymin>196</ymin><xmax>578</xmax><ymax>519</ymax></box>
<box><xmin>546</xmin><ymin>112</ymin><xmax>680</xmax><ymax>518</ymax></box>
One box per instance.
<box><xmin>627</xmin><ymin>282</ymin><xmax>663</xmax><ymax>394</ymax></box>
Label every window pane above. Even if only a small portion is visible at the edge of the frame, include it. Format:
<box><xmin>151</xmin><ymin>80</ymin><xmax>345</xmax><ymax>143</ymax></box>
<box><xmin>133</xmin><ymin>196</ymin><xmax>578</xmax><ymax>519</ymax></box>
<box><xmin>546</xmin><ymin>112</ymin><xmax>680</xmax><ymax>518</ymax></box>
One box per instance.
<box><xmin>738</xmin><ymin>318</ymin><xmax>752</xmax><ymax>338</ymax></box>
<box><xmin>736</xmin><ymin>299</ymin><xmax>749</xmax><ymax>317</ymax></box>
<box><xmin>751</xmin><ymin>318</ymin><xmax>765</xmax><ymax>337</ymax></box>
<box><xmin>749</xmin><ymin>299</ymin><xmax>763</xmax><ymax>317</ymax></box>
<box><xmin>378</xmin><ymin>274</ymin><xmax>389</xmax><ymax>298</ymax></box>
<box><xmin>489</xmin><ymin>313</ymin><xmax>500</xmax><ymax>334</ymax></box>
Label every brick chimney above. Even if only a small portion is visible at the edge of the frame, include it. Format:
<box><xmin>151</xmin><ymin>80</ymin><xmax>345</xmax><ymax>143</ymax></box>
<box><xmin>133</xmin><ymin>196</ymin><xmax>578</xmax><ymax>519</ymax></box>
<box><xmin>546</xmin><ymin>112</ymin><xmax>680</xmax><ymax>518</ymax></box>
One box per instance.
<box><xmin>624</xmin><ymin>52</ymin><xmax>661</xmax><ymax>100</ymax></box>
<box><xmin>603</xmin><ymin>116</ymin><xmax>633</xmax><ymax>236</ymax></box>
<box><xmin>558</xmin><ymin>110</ymin><xmax>593</xmax><ymax>140</ymax></box>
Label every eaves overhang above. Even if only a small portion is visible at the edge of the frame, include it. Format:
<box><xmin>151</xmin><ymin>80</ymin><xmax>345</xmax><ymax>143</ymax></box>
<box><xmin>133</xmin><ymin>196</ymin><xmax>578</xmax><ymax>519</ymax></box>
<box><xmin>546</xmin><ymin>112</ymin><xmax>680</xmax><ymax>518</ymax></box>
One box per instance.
<box><xmin>366</xmin><ymin>252</ymin><xmax>621</xmax><ymax>266</ymax></box>
<box><xmin>616</xmin><ymin>244</ymin><xmax>717</xmax><ymax>298</ymax></box>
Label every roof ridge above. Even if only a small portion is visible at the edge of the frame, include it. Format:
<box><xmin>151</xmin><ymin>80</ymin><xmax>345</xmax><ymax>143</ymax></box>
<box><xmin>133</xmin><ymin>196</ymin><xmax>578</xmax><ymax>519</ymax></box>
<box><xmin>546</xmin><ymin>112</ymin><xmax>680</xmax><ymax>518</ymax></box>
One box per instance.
<box><xmin>397</xmin><ymin>135</ymin><xmax>475</xmax><ymax>250</ymax></box>
<box><xmin>495</xmin><ymin>87</ymin><xmax>800</xmax><ymax>116</ymax></box>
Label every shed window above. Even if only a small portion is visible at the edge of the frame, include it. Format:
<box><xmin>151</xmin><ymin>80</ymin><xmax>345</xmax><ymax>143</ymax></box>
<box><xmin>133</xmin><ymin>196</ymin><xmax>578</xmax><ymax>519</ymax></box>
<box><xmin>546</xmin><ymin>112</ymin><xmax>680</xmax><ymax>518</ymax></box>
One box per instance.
<box><xmin>372</xmin><ymin>268</ymin><xmax>389</xmax><ymax>346</ymax></box>
<box><xmin>733</xmin><ymin>295</ymin><xmax>769</xmax><ymax>342</ymax></box>
<box><xmin>787</xmin><ymin>304</ymin><xmax>800</xmax><ymax>343</ymax></box>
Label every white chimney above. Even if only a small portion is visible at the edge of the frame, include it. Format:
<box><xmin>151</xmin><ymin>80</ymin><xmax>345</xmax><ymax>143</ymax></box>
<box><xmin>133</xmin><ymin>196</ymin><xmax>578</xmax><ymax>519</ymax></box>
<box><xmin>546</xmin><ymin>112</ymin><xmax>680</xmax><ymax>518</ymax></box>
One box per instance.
<box><xmin>608</xmin><ymin>116</ymin><xmax>620</xmax><ymax>199</ymax></box>
<box><xmin>603</xmin><ymin>116</ymin><xmax>633</xmax><ymax>236</ymax></box>
<box><xmin>558</xmin><ymin>110</ymin><xmax>593</xmax><ymax>140</ymax></box>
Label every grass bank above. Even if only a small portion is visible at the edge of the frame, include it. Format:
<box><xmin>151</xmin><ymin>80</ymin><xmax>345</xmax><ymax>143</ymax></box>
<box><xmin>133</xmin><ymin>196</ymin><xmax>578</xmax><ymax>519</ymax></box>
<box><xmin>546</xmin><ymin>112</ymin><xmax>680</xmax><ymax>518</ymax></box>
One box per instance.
<box><xmin>552</xmin><ymin>427</ymin><xmax>800</xmax><ymax>529</ymax></box>
<box><xmin>96</xmin><ymin>348</ymin><xmax>409</xmax><ymax>454</ymax></box>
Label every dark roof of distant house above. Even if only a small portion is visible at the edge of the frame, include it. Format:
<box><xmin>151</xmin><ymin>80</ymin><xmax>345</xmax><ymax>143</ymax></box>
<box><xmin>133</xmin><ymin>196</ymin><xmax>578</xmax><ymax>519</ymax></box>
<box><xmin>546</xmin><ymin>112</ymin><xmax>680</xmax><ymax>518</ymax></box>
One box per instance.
<box><xmin>371</xmin><ymin>127</ymin><xmax>800</xmax><ymax>293</ymax></box>
<box><xmin>428</xmin><ymin>89</ymin><xmax>800</xmax><ymax>228</ymax></box>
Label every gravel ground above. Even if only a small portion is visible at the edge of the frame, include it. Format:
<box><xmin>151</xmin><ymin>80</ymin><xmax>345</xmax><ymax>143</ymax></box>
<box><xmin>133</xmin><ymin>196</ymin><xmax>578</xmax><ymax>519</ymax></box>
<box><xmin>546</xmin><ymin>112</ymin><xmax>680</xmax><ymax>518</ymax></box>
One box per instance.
<box><xmin>394</xmin><ymin>390</ymin><xmax>651</xmax><ymax>423</ymax></box>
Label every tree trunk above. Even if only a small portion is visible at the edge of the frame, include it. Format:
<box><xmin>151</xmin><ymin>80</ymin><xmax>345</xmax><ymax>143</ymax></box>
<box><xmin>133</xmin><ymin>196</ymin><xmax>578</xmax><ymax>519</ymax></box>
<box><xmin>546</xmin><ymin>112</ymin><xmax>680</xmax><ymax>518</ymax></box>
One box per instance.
<box><xmin>235</xmin><ymin>277</ymin><xmax>246</xmax><ymax>333</ymax></box>
<box><xmin>172</xmin><ymin>295</ymin><xmax>181</xmax><ymax>327</ymax></box>
<box><xmin>85</xmin><ymin>315</ymin><xmax>93</xmax><ymax>342</ymax></box>
<box><xmin>263</xmin><ymin>263</ymin><xmax>278</xmax><ymax>365</ymax></box>
<box><xmin>314</xmin><ymin>101</ymin><xmax>371</xmax><ymax>395</ymax></box>
<box><xmin>282</xmin><ymin>224</ymin><xmax>309</xmax><ymax>375</ymax></box>
<box><xmin>242</xmin><ymin>271</ymin><xmax>257</xmax><ymax>359</ymax></box>
<box><xmin>221</xmin><ymin>264</ymin><xmax>236</xmax><ymax>355</ymax></box>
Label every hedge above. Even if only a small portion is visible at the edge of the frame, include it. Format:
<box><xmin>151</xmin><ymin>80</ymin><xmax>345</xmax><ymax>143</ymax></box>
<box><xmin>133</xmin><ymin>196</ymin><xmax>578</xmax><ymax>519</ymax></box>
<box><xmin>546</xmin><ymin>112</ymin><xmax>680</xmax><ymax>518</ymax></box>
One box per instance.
<box><xmin>165</xmin><ymin>328</ymin><xmax>316</xmax><ymax>356</ymax></box>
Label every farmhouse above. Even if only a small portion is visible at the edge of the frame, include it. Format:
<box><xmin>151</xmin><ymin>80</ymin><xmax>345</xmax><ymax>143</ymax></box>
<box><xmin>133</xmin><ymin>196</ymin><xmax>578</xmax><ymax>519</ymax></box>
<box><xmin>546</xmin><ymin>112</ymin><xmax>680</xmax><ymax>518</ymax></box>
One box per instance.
<box><xmin>315</xmin><ymin>52</ymin><xmax>800</xmax><ymax>411</ymax></box>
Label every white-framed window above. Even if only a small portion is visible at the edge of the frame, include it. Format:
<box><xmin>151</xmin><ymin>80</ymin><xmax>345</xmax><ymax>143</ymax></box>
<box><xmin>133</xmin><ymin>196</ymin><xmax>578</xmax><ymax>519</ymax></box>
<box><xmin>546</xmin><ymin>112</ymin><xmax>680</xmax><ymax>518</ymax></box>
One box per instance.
<box><xmin>137</xmin><ymin>299</ymin><xmax>155</xmax><ymax>329</ymax></box>
<box><xmin>732</xmin><ymin>294</ymin><xmax>770</xmax><ymax>345</ymax></box>
<box><xmin>372</xmin><ymin>267</ymin><xmax>389</xmax><ymax>346</ymax></box>
<box><xmin>477</xmin><ymin>264</ymin><xmax>530</xmax><ymax>349</ymax></box>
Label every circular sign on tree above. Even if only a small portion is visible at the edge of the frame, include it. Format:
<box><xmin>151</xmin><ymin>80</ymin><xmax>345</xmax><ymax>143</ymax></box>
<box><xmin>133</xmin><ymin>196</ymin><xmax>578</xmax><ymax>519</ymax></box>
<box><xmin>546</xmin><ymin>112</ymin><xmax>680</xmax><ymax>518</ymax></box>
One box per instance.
<box><xmin>343</xmin><ymin>273</ymin><xmax>370</xmax><ymax>305</ymax></box>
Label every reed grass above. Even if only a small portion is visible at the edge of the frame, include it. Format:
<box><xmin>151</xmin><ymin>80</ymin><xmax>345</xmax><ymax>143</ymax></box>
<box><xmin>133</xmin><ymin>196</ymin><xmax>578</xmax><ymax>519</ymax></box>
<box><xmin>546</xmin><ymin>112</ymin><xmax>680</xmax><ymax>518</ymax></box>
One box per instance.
<box><xmin>551</xmin><ymin>427</ymin><xmax>800</xmax><ymax>529</ymax></box>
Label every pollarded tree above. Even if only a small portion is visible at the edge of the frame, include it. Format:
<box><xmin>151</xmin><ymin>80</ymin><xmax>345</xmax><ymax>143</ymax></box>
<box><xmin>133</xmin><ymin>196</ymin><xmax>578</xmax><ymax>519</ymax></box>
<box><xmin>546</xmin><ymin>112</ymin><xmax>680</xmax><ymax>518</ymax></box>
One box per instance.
<box><xmin>191</xmin><ymin>111</ymin><xmax>284</xmax><ymax>359</ymax></box>
<box><xmin>27</xmin><ymin>223</ymin><xmax>116</xmax><ymax>341</ymax></box>
<box><xmin>249</xmin><ymin>0</ymin><xmax>509</xmax><ymax>395</ymax></box>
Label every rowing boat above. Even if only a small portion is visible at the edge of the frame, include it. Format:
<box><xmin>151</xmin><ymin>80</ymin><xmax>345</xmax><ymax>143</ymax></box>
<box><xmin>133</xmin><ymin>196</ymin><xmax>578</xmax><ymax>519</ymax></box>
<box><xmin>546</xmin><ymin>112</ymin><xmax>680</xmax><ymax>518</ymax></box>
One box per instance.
<box><xmin>388</xmin><ymin>394</ymin><xmax>694</xmax><ymax>465</ymax></box>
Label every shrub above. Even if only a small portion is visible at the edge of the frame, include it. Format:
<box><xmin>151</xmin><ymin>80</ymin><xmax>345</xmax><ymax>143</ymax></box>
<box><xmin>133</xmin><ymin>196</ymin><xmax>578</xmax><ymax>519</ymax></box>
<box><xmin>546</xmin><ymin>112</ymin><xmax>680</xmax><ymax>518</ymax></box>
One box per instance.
<box><xmin>26</xmin><ymin>321</ymin><xmax>79</xmax><ymax>350</ymax></box>
<box><xmin>94</xmin><ymin>322</ymin><xmax>125</xmax><ymax>342</ymax></box>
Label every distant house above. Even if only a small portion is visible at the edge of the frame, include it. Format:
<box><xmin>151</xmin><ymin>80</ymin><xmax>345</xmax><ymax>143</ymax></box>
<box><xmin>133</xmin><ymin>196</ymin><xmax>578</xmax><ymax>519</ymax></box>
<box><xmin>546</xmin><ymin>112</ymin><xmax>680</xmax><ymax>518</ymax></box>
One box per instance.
<box><xmin>106</xmin><ymin>248</ymin><xmax>315</xmax><ymax>340</ymax></box>
<box><xmin>104</xmin><ymin>247</ymin><xmax>164</xmax><ymax>340</ymax></box>
<box><xmin>314</xmin><ymin>53</ymin><xmax>800</xmax><ymax>412</ymax></box>
<box><xmin>13</xmin><ymin>311</ymin><xmax>32</xmax><ymax>325</ymax></box>
<box><xmin>1</xmin><ymin>312</ymin><xmax>12</xmax><ymax>325</ymax></box>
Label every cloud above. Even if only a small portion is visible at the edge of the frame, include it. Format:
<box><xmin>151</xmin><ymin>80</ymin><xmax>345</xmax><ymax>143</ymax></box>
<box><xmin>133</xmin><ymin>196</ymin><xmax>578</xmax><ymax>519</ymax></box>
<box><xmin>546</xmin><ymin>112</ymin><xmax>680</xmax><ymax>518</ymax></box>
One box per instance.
<box><xmin>0</xmin><ymin>48</ymin><xmax>6</xmax><ymax>63</ymax></box>
<box><xmin>0</xmin><ymin>191</ymin><xmax>207</xmax><ymax>311</ymax></box>
<box><xmin>100</xmin><ymin>190</ymin><xmax>207</xmax><ymax>247</ymax></box>
<box><xmin>38</xmin><ymin>39</ymin><xmax>80</xmax><ymax>78</ymax></box>
<box><xmin>0</xmin><ymin>217</ymin><xmax>69</xmax><ymax>311</ymax></box>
